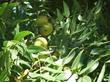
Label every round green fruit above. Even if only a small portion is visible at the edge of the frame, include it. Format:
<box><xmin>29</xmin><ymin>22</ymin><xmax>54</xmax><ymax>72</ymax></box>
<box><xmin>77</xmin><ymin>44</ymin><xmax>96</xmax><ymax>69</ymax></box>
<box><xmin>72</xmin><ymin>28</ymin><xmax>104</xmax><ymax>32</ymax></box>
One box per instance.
<box><xmin>34</xmin><ymin>37</ymin><xmax>48</xmax><ymax>48</ymax></box>
<box><xmin>39</xmin><ymin>23</ymin><xmax>53</xmax><ymax>36</ymax></box>
<box><xmin>36</xmin><ymin>15</ymin><xmax>49</xmax><ymax>25</ymax></box>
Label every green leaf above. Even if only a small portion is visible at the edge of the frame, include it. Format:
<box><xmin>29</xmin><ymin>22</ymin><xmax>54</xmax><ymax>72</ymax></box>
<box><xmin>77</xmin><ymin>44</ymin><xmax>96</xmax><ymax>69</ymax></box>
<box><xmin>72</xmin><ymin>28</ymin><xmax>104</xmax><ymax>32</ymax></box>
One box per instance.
<box><xmin>27</xmin><ymin>45</ymin><xmax>44</xmax><ymax>53</ymax></box>
<box><xmin>0</xmin><ymin>68</ymin><xmax>8</xmax><ymax>82</ymax></box>
<box><xmin>71</xmin><ymin>50</ymin><xmax>84</xmax><ymax>71</ymax></box>
<box><xmin>18</xmin><ymin>60</ymin><xmax>31</xmax><ymax>68</ymax></box>
<box><xmin>12</xmin><ymin>65</ymin><xmax>23</xmax><ymax>73</ymax></box>
<box><xmin>8</xmin><ymin>2</ymin><xmax>18</xmax><ymax>8</ymax></box>
<box><xmin>3</xmin><ymin>41</ymin><xmax>14</xmax><ymax>47</ymax></box>
<box><xmin>63</xmin><ymin>18</ymin><xmax>70</xmax><ymax>34</ymax></box>
<box><xmin>67</xmin><ymin>74</ymin><xmax>78</xmax><ymax>82</ymax></box>
<box><xmin>15</xmin><ymin>45</ymin><xmax>24</xmax><ymax>55</ymax></box>
<box><xmin>9</xmin><ymin>49</ymin><xmax>18</xmax><ymax>60</ymax></box>
<box><xmin>12</xmin><ymin>23</ymin><xmax>20</xmax><ymax>35</ymax></box>
<box><xmin>0</xmin><ymin>3</ymin><xmax>8</xmax><ymax>16</ymax></box>
<box><xmin>41</xmin><ymin>79</ymin><xmax>46</xmax><ymax>82</ymax></box>
<box><xmin>40</xmin><ymin>57</ymin><xmax>60</xmax><ymax>66</ymax></box>
<box><xmin>96</xmin><ymin>64</ymin><xmax>106</xmax><ymax>82</ymax></box>
<box><xmin>39</xmin><ymin>73</ymin><xmax>56</xmax><ymax>81</ymax></box>
<box><xmin>14</xmin><ymin>31</ymin><xmax>34</xmax><ymax>41</ymax></box>
<box><xmin>78</xmin><ymin>76</ymin><xmax>92</xmax><ymax>82</ymax></box>
<box><xmin>63</xmin><ymin>48</ymin><xmax>76</xmax><ymax>65</ymax></box>
<box><xmin>63</xmin><ymin>1</ymin><xmax>70</xmax><ymax>17</ymax></box>
<box><xmin>84</xmin><ymin>60</ymin><xmax>99</xmax><ymax>74</ymax></box>
<box><xmin>106</xmin><ymin>60</ymin><xmax>110</xmax><ymax>63</ymax></box>
<box><xmin>79</xmin><ymin>59</ymin><xmax>99</xmax><ymax>75</ymax></box>
<box><xmin>94</xmin><ymin>1</ymin><xmax>102</xmax><ymax>15</ymax></box>
<box><xmin>57</xmin><ymin>9</ymin><xmax>63</xmax><ymax>21</ymax></box>
<box><xmin>29</xmin><ymin>72</ymin><xmax>55</xmax><ymax>81</ymax></box>
<box><xmin>72</xmin><ymin>0</ymin><xmax>80</xmax><ymax>13</ymax></box>
<box><xmin>0</xmin><ymin>51</ymin><xmax>3</xmax><ymax>58</ymax></box>
<box><xmin>41</xmin><ymin>67</ymin><xmax>62</xmax><ymax>74</ymax></box>
<box><xmin>108</xmin><ymin>73</ymin><xmax>110</xmax><ymax>82</ymax></box>
<box><xmin>56</xmin><ymin>73</ymin><xmax>68</xmax><ymax>80</ymax></box>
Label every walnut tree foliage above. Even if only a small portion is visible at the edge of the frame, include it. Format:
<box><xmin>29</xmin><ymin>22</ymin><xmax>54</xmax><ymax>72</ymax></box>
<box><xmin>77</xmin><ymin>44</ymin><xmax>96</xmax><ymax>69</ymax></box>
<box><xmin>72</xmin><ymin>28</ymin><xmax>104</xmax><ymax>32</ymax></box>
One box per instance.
<box><xmin>0</xmin><ymin>0</ymin><xmax>110</xmax><ymax>82</ymax></box>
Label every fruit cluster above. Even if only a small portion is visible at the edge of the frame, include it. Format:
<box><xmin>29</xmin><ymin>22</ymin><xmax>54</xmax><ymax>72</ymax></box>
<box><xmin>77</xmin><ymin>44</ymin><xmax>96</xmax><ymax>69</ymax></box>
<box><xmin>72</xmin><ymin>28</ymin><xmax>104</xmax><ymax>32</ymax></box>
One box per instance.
<box><xmin>36</xmin><ymin>15</ymin><xmax>53</xmax><ymax>36</ymax></box>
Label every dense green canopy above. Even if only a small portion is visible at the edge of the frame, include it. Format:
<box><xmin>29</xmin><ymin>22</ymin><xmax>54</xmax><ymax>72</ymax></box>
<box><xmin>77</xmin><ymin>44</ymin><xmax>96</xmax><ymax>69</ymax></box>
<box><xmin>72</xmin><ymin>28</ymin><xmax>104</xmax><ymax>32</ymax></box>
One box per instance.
<box><xmin>0</xmin><ymin>0</ymin><xmax>110</xmax><ymax>82</ymax></box>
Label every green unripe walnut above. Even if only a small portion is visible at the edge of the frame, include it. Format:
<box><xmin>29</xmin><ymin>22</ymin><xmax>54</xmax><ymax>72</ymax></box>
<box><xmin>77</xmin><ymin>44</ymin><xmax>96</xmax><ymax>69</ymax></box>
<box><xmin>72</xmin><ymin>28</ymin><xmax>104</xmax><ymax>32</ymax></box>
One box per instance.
<box><xmin>34</xmin><ymin>37</ymin><xmax>48</xmax><ymax>48</ymax></box>
<box><xmin>36</xmin><ymin>15</ymin><xmax>49</xmax><ymax>25</ymax></box>
<box><xmin>39</xmin><ymin>23</ymin><xmax>53</xmax><ymax>36</ymax></box>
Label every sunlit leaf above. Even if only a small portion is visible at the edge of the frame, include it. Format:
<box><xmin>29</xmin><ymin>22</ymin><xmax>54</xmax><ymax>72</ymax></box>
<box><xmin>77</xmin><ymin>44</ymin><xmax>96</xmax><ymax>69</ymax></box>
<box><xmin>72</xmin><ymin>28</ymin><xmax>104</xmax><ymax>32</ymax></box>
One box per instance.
<box><xmin>41</xmin><ymin>67</ymin><xmax>62</xmax><ymax>73</ymax></box>
<box><xmin>67</xmin><ymin>74</ymin><xmax>78</xmax><ymax>82</ymax></box>
<box><xmin>79</xmin><ymin>59</ymin><xmax>99</xmax><ymax>75</ymax></box>
<box><xmin>96</xmin><ymin>64</ymin><xmax>106</xmax><ymax>82</ymax></box>
<box><xmin>56</xmin><ymin>72</ymin><xmax>70</xmax><ymax>80</ymax></box>
<box><xmin>63</xmin><ymin>48</ymin><xmax>76</xmax><ymax>65</ymax></box>
<box><xmin>71</xmin><ymin>50</ymin><xmax>84</xmax><ymax>71</ymax></box>
<box><xmin>14</xmin><ymin>31</ymin><xmax>34</xmax><ymax>41</ymax></box>
<box><xmin>85</xmin><ymin>60</ymin><xmax>99</xmax><ymax>74</ymax></box>
<box><xmin>9</xmin><ymin>49</ymin><xmax>18</xmax><ymax>60</ymax></box>
<box><xmin>63</xmin><ymin>1</ymin><xmax>70</xmax><ymax>17</ymax></box>
<box><xmin>29</xmin><ymin>72</ymin><xmax>55</xmax><ymax>81</ymax></box>
<box><xmin>77</xmin><ymin>76</ymin><xmax>92</xmax><ymax>82</ymax></box>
